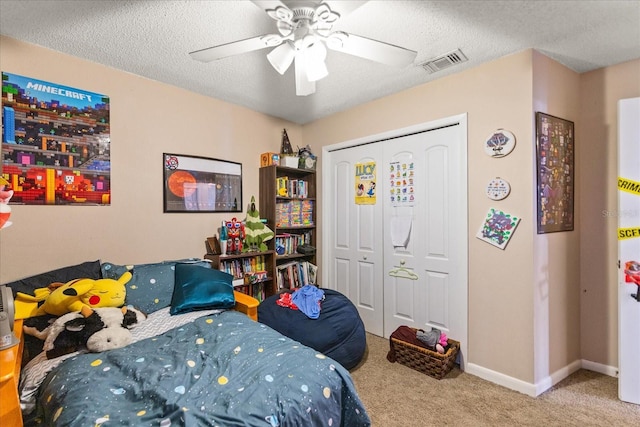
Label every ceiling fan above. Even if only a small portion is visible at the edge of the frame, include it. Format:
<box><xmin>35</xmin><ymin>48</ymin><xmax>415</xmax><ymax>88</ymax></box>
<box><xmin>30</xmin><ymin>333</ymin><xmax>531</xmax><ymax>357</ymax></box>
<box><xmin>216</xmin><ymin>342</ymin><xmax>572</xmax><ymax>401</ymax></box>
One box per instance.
<box><xmin>189</xmin><ymin>0</ymin><xmax>417</xmax><ymax>96</ymax></box>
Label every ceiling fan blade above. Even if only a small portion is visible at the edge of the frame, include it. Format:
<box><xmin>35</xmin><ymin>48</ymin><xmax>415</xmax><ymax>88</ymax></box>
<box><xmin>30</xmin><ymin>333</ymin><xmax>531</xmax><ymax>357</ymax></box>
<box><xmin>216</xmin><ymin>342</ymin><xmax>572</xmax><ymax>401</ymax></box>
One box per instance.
<box><xmin>251</xmin><ymin>0</ymin><xmax>288</xmax><ymax>11</ymax></box>
<box><xmin>189</xmin><ymin>35</ymin><xmax>277</xmax><ymax>63</ymax></box>
<box><xmin>294</xmin><ymin>55</ymin><xmax>316</xmax><ymax>96</ymax></box>
<box><xmin>326</xmin><ymin>33</ymin><xmax>417</xmax><ymax>68</ymax></box>
<box><xmin>322</xmin><ymin>1</ymin><xmax>368</xmax><ymax>18</ymax></box>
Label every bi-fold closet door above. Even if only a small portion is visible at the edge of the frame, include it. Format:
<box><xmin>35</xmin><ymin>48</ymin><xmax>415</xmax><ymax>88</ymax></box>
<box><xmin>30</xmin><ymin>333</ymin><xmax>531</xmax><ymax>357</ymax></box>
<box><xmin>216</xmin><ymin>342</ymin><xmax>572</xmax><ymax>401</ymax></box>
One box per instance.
<box><xmin>323</xmin><ymin>115</ymin><xmax>468</xmax><ymax>367</ymax></box>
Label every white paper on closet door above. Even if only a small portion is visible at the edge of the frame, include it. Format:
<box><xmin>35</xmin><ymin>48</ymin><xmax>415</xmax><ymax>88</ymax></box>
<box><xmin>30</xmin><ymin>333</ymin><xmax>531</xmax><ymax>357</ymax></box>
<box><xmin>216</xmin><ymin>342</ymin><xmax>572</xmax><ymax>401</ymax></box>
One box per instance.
<box><xmin>390</xmin><ymin>216</ymin><xmax>412</xmax><ymax>247</ymax></box>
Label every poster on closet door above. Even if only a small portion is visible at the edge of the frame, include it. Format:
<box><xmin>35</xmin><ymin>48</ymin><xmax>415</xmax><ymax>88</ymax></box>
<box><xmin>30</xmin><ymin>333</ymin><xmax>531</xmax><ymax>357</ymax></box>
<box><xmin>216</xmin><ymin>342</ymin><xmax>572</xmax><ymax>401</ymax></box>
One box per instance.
<box><xmin>389</xmin><ymin>160</ymin><xmax>416</xmax><ymax>207</ymax></box>
<box><xmin>355</xmin><ymin>161</ymin><xmax>377</xmax><ymax>205</ymax></box>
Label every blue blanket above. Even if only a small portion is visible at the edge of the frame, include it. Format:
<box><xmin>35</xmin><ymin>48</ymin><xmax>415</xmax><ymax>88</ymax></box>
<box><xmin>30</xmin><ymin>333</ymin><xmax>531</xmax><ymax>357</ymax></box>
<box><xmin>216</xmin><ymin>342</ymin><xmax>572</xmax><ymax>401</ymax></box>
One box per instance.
<box><xmin>29</xmin><ymin>310</ymin><xmax>370</xmax><ymax>426</ymax></box>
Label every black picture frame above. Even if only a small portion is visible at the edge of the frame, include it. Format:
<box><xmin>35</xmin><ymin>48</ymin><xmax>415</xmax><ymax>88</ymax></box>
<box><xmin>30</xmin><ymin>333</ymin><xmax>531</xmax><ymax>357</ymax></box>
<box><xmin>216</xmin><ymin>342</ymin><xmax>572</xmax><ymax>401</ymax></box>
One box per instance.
<box><xmin>163</xmin><ymin>153</ymin><xmax>242</xmax><ymax>213</ymax></box>
<box><xmin>535</xmin><ymin>112</ymin><xmax>575</xmax><ymax>233</ymax></box>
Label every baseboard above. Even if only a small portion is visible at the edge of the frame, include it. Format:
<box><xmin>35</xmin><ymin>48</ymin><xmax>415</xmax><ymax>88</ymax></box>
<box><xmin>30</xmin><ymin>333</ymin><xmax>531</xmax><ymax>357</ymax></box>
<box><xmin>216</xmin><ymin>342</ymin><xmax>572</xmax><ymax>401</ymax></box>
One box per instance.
<box><xmin>581</xmin><ymin>359</ymin><xmax>618</xmax><ymax>377</ymax></box>
<box><xmin>465</xmin><ymin>363</ymin><xmax>538</xmax><ymax>397</ymax></box>
<box><xmin>538</xmin><ymin>359</ymin><xmax>582</xmax><ymax>396</ymax></box>
<box><xmin>466</xmin><ymin>359</ymin><xmax>584</xmax><ymax>397</ymax></box>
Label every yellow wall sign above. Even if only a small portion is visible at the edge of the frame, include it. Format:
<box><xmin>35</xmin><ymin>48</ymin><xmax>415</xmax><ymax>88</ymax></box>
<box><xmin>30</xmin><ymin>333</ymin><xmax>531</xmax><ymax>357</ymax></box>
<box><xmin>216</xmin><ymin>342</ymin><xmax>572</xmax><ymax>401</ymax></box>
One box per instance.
<box><xmin>355</xmin><ymin>161</ymin><xmax>376</xmax><ymax>205</ymax></box>
<box><xmin>618</xmin><ymin>177</ymin><xmax>640</xmax><ymax>196</ymax></box>
<box><xmin>618</xmin><ymin>227</ymin><xmax>640</xmax><ymax>240</ymax></box>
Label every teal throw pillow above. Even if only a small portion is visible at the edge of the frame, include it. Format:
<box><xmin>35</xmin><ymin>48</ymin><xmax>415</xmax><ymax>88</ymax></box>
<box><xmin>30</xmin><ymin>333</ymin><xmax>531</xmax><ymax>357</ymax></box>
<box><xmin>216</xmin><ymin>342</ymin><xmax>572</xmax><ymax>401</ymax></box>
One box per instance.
<box><xmin>101</xmin><ymin>259</ymin><xmax>211</xmax><ymax>313</ymax></box>
<box><xmin>170</xmin><ymin>264</ymin><xmax>235</xmax><ymax>315</ymax></box>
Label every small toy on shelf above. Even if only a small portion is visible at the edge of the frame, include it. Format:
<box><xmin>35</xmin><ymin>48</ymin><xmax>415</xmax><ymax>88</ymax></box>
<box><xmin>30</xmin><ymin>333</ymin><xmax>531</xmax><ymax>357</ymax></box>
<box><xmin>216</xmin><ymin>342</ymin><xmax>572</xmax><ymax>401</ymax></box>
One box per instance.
<box><xmin>243</xmin><ymin>196</ymin><xmax>274</xmax><ymax>252</ymax></box>
<box><xmin>225</xmin><ymin>217</ymin><xmax>245</xmax><ymax>254</ymax></box>
<box><xmin>297</xmin><ymin>144</ymin><xmax>317</xmax><ymax>170</ymax></box>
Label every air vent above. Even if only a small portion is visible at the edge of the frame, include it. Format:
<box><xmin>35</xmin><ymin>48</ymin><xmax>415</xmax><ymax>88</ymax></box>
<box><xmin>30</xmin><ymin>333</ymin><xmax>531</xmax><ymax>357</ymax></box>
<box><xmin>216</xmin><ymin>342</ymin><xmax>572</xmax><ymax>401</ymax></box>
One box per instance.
<box><xmin>420</xmin><ymin>49</ymin><xmax>468</xmax><ymax>74</ymax></box>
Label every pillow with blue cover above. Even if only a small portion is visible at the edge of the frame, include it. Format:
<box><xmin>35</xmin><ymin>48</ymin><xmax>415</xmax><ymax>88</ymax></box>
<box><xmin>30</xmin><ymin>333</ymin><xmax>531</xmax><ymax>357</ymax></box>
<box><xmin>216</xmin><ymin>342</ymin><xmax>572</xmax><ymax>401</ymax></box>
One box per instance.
<box><xmin>101</xmin><ymin>259</ymin><xmax>211</xmax><ymax>314</ymax></box>
<box><xmin>170</xmin><ymin>263</ymin><xmax>235</xmax><ymax>315</ymax></box>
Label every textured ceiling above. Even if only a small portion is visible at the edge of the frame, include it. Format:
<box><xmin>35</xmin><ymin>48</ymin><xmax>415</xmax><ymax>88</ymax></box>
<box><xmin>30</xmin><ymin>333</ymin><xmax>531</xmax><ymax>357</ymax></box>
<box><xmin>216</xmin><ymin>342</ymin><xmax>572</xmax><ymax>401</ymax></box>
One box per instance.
<box><xmin>1</xmin><ymin>0</ymin><xmax>639</xmax><ymax>124</ymax></box>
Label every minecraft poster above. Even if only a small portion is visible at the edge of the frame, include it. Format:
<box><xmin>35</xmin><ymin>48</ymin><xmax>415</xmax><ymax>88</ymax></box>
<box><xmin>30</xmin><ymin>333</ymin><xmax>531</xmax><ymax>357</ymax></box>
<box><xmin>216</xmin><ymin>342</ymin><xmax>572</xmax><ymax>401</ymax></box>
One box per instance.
<box><xmin>1</xmin><ymin>72</ymin><xmax>110</xmax><ymax>205</ymax></box>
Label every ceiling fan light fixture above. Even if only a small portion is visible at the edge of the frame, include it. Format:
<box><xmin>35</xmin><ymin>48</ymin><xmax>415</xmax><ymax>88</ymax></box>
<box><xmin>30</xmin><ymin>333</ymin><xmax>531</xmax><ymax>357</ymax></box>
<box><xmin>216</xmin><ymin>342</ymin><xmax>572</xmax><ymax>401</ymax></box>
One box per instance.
<box><xmin>304</xmin><ymin>40</ymin><xmax>329</xmax><ymax>82</ymax></box>
<box><xmin>267</xmin><ymin>42</ymin><xmax>296</xmax><ymax>75</ymax></box>
<box><xmin>294</xmin><ymin>55</ymin><xmax>316</xmax><ymax>96</ymax></box>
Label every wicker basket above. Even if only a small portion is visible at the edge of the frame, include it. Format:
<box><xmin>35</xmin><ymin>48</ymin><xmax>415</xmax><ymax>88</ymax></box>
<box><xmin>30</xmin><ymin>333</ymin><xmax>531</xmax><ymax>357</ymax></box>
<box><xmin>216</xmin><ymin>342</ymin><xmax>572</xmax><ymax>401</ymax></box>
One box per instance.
<box><xmin>390</xmin><ymin>329</ymin><xmax>459</xmax><ymax>380</ymax></box>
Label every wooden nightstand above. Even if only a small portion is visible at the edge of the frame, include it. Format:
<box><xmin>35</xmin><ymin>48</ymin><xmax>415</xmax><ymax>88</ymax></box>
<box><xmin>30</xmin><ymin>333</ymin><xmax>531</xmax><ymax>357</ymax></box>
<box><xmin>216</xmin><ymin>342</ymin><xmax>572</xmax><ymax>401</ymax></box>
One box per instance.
<box><xmin>0</xmin><ymin>318</ymin><xmax>24</xmax><ymax>427</ymax></box>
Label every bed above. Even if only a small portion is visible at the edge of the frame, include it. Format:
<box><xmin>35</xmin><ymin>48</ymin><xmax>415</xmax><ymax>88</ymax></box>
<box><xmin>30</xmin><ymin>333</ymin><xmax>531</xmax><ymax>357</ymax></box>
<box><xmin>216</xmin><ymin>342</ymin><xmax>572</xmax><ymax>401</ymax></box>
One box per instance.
<box><xmin>4</xmin><ymin>260</ymin><xmax>371</xmax><ymax>427</ymax></box>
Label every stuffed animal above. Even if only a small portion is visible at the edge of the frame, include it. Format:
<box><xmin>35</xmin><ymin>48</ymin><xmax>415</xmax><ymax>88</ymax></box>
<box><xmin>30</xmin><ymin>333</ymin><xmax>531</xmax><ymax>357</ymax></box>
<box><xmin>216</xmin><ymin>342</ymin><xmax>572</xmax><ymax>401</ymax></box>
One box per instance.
<box><xmin>0</xmin><ymin>176</ymin><xmax>13</xmax><ymax>229</ymax></box>
<box><xmin>16</xmin><ymin>272</ymin><xmax>132</xmax><ymax>318</ymax></box>
<box><xmin>416</xmin><ymin>327</ymin><xmax>448</xmax><ymax>354</ymax></box>
<box><xmin>24</xmin><ymin>306</ymin><xmax>146</xmax><ymax>359</ymax></box>
<box><xmin>243</xmin><ymin>196</ymin><xmax>274</xmax><ymax>252</ymax></box>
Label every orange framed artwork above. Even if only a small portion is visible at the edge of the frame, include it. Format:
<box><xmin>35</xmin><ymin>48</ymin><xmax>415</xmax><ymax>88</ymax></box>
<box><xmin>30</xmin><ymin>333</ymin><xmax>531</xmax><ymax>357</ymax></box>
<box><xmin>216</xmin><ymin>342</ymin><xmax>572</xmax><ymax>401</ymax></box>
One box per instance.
<box><xmin>163</xmin><ymin>153</ymin><xmax>242</xmax><ymax>213</ymax></box>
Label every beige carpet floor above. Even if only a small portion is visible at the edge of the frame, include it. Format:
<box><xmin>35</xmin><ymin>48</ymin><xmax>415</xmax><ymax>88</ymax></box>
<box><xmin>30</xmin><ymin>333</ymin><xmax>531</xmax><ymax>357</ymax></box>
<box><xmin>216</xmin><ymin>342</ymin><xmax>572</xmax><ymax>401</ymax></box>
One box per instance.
<box><xmin>349</xmin><ymin>333</ymin><xmax>640</xmax><ymax>426</ymax></box>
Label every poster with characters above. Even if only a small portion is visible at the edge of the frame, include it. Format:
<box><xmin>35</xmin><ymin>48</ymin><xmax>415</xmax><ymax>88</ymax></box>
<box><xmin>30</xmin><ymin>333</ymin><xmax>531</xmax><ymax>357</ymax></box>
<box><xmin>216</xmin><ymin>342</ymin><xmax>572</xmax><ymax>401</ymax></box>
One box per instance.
<box><xmin>1</xmin><ymin>72</ymin><xmax>111</xmax><ymax>205</ymax></box>
<box><xmin>389</xmin><ymin>160</ymin><xmax>416</xmax><ymax>207</ymax></box>
<box><xmin>355</xmin><ymin>161</ymin><xmax>376</xmax><ymax>205</ymax></box>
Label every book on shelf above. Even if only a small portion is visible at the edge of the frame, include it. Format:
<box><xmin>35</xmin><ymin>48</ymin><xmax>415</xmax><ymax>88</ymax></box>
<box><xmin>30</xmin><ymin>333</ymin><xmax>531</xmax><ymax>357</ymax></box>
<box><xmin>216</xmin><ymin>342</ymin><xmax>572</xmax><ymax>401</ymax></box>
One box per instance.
<box><xmin>274</xmin><ymin>231</ymin><xmax>313</xmax><ymax>256</ymax></box>
<box><xmin>276</xmin><ymin>260</ymin><xmax>317</xmax><ymax>290</ymax></box>
<box><xmin>234</xmin><ymin>281</ymin><xmax>266</xmax><ymax>303</ymax></box>
<box><xmin>219</xmin><ymin>254</ymin><xmax>267</xmax><ymax>279</ymax></box>
<box><xmin>276</xmin><ymin>176</ymin><xmax>310</xmax><ymax>199</ymax></box>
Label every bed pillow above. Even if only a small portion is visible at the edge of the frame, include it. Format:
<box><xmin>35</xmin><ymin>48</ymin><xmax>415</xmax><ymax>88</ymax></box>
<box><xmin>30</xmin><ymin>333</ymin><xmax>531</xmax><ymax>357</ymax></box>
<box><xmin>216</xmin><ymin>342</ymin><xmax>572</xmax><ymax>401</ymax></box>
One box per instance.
<box><xmin>3</xmin><ymin>260</ymin><xmax>102</xmax><ymax>297</ymax></box>
<box><xmin>101</xmin><ymin>259</ymin><xmax>210</xmax><ymax>314</ymax></box>
<box><xmin>170</xmin><ymin>264</ymin><xmax>235</xmax><ymax>315</ymax></box>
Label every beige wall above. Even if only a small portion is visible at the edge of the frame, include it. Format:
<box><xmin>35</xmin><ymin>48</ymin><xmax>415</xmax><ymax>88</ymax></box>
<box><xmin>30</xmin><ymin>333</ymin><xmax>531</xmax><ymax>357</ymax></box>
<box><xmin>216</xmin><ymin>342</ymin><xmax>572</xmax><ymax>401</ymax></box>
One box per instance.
<box><xmin>304</xmin><ymin>50</ymin><xmax>538</xmax><ymax>382</ymax></box>
<box><xmin>531</xmin><ymin>51</ymin><xmax>581</xmax><ymax>384</ymax></box>
<box><xmin>579</xmin><ymin>59</ymin><xmax>640</xmax><ymax>368</ymax></box>
<box><xmin>0</xmin><ymin>36</ymin><xmax>301</xmax><ymax>282</ymax></box>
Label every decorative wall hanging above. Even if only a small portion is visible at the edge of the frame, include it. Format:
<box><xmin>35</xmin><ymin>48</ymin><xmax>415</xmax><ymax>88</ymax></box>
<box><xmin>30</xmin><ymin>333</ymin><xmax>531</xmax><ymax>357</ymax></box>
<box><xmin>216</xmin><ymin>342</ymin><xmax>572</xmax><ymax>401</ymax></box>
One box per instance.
<box><xmin>535</xmin><ymin>112</ymin><xmax>574</xmax><ymax>233</ymax></box>
<box><xmin>355</xmin><ymin>161</ymin><xmax>376</xmax><ymax>205</ymax></box>
<box><xmin>1</xmin><ymin>72</ymin><xmax>111</xmax><ymax>205</ymax></box>
<box><xmin>163</xmin><ymin>153</ymin><xmax>242</xmax><ymax>213</ymax></box>
<box><xmin>389</xmin><ymin>160</ymin><xmax>415</xmax><ymax>207</ymax></box>
<box><xmin>485</xmin><ymin>177</ymin><xmax>511</xmax><ymax>201</ymax></box>
<box><xmin>476</xmin><ymin>207</ymin><xmax>520</xmax><ymax>250</ymax></box>
<box><xmin>484</xmin><ymin>129</ymin><xmax>516</xmax><ymax>158</ymax></box>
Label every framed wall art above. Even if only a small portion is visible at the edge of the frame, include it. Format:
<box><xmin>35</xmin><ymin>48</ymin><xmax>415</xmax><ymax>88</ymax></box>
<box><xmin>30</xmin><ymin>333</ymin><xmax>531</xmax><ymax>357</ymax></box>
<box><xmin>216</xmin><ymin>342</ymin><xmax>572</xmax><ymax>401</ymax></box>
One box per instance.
<box><xmin>484</xmin><ymin>129</ymin><xmax>516</xmax><ymax>158</ymax></box>
<box><xmin>2</xmin><ymin>72</ymin><xmax>111</xmax><ymax>205</ymax></box>
<box><xmin>163</xmin><ymin>153</ymin><xmax>242</xmax><ymax>213</ymax></box>
<box><xmin>535</xmin><ymin>112</ymin><xmax>574</xmax><ymax>233</ymax></box>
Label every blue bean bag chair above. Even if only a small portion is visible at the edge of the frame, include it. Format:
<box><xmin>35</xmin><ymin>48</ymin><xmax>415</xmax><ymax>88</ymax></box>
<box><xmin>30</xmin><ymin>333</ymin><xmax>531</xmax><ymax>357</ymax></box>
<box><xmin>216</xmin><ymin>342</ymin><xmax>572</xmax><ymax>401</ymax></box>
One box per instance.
<box><xmin>258</xmin><ymin>288</ymin><xmax>366</xmax><ymax>370</ymax></box>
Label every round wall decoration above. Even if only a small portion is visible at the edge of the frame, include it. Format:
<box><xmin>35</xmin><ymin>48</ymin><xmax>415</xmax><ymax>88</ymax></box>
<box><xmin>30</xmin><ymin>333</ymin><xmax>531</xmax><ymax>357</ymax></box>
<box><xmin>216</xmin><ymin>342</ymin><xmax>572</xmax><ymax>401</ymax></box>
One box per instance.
<box><xmin>486</xmin><ymin>177</ymin><xmax>511</xmax><ymax>200</ymax></box>
<box><xmin>484</xmin><ymin>129</ymin><xmax>516</xmax><ymax>157</ymax></box>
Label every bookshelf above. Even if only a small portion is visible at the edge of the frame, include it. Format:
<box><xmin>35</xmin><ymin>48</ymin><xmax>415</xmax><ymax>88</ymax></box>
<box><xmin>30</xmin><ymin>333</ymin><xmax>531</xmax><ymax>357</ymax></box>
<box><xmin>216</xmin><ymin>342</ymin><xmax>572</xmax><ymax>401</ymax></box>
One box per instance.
<box><xmin>259</xmin><ymin>165</ymin><xmax>317</xmax><ymax>291</ymax></box>
<box><xmin>204</xmin><ymin>250</ymin><xmax>275</xmax><ymax>302</ymax></box>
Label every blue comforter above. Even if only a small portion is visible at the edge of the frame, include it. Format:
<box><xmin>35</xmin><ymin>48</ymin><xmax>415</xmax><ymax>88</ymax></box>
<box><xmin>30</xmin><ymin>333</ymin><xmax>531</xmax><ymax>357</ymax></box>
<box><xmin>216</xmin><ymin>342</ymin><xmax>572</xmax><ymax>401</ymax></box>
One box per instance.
<box><xmin>28</xmin><ymin>310</ymin><xmax>370</xmax><ymax>426</ymax></box>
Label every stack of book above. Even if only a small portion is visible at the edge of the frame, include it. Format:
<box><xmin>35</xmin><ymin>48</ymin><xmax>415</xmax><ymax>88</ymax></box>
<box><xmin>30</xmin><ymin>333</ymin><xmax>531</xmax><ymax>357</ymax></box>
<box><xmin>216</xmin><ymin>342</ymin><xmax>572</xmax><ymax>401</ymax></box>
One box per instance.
<box><xmin>274</xmin><ymin>232</ymin><xmax>312</xmax><ymax>256</ymax></box>
<box><xmin>275</xmin><ymin>200</ymin><xmax>314</xmax><ymax>227</ymax></box>
<box><xmin>219</xmin><ymin>254</ymin><xmax>267</xmax><ymax>280</ymax></box>
<box><xmin>276</xmin><ymin>176</ymin><xmax>309</xmax><ymax>198</ymax></box>
<box><xmin>276</xmin><ymin>260</ymin><xmax>318</xmax><ymax>290</ymax></box>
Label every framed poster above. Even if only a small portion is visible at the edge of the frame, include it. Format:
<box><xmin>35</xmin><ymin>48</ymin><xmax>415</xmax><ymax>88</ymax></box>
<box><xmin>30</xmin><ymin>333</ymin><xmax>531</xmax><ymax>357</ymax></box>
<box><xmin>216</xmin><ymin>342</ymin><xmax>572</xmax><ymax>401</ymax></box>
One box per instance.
<box><xmin>163</xmin><ymin>153</ymin><xmax>242</xmax><ymax>213</ymax></box>
<box><xmin>1</xmin><ymin>72</ymin><xmax>111</xmax><ymax>205</ymax></box>
<box><xmin>535</xmin><ymin>112</ymin><xmax>575</xmax><ymax>233</ymax></box>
